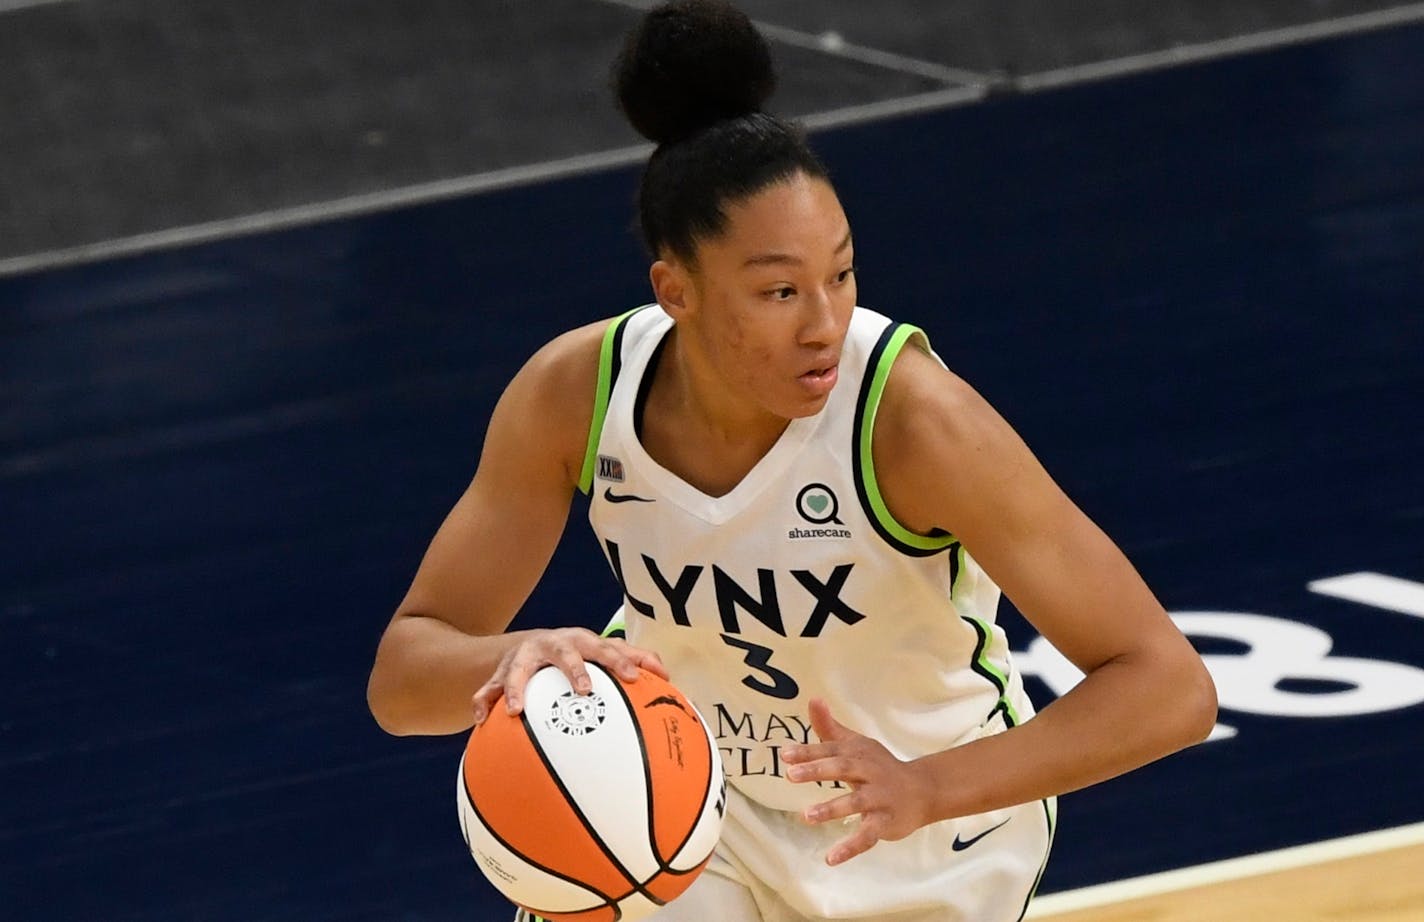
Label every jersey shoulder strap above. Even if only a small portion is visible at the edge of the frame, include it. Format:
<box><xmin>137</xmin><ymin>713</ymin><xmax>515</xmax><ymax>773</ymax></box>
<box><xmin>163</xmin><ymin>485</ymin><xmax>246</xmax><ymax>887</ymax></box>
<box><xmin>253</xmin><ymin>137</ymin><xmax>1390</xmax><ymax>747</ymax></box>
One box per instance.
<box><xmin>852</xmin><ymin>320</ymin><xmax>959</xmax><ymax>555</ymax></box>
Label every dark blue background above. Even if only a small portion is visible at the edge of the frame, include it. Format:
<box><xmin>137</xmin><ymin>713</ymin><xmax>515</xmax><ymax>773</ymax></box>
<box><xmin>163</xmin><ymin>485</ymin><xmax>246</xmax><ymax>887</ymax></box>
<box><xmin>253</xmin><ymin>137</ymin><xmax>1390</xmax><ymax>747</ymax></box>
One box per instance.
<box><xmin>3</xmin><ymin>23</ymin><xmax>1422</xmax><ymax>921</ymax></box>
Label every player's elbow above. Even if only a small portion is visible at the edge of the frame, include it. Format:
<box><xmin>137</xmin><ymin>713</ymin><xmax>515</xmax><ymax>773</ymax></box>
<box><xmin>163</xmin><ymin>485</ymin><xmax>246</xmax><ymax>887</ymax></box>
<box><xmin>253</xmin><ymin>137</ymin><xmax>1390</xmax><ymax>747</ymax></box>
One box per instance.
<box><xmin>1173</xmin><ymin>651</ymin><xmax>1219</xmax><ymax>747</ymax></box>
<box><xmin>367</xmin><ymin>669</ymin><xmax>413</xmax><ymax>736</ymax></box>
<box><xmin>367</xmin><ymin>657</ymin><xmax>433</xmax><ymax>737</ymax></box>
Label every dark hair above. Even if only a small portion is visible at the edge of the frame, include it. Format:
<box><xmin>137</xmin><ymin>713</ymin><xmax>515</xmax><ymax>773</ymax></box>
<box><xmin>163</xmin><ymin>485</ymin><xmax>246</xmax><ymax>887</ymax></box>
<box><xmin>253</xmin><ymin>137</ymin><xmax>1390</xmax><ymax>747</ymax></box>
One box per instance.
<box><xmin>613</xmin><ymin>0</ymin><xmax>829</xmax><ymax>261</ymax></box>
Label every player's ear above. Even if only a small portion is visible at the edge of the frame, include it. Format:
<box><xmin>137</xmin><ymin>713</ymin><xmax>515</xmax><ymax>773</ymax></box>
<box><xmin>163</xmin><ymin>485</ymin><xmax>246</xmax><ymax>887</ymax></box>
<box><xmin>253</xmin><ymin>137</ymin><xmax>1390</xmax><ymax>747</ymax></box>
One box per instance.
<box><xmin>650</xmin><ymin>258</ymin><xmax>692</xmax><ymax>319</ymax></box>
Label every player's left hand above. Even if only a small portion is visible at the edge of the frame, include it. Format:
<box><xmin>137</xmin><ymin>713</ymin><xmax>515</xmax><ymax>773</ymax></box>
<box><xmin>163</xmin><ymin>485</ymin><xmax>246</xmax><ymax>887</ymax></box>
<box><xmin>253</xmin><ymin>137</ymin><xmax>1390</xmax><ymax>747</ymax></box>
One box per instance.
<box><xmin>780</xmin><ymin>698</ymin><xmax>934</xmax><ymax>866</ymax></box>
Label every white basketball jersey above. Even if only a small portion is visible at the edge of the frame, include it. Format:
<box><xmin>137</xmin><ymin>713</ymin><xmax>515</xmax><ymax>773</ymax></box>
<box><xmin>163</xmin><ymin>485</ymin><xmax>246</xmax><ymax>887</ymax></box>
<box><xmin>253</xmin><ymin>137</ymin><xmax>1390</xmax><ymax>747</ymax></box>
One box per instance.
<box><xmin>581</xmin><ymin>305</ymin><xmax>1037</xmax><ymax>814</ymax></box>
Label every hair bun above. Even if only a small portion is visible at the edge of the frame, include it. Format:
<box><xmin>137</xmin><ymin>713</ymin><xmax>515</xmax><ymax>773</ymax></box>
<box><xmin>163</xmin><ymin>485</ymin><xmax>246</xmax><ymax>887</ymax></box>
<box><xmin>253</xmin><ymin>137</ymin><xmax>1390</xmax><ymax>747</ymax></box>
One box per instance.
<box><xmin>614</xmin><ymin>0</ymin><xmax>776</xmax><ymax>146</ymax></box>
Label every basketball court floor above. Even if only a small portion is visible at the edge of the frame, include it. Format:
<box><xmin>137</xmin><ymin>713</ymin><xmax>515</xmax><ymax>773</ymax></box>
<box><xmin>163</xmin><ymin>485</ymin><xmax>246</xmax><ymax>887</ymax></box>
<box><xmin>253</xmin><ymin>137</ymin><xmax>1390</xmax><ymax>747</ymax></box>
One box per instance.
<box><xmin>3</xmin><ymin>2</ymin><xmax>1422</xmax><ymax>919</ymax></box>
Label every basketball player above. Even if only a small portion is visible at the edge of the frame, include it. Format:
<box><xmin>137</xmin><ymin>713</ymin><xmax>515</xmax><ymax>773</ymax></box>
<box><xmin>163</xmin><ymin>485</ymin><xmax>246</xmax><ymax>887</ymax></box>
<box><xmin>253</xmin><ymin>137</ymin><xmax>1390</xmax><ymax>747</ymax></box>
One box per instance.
<box><xmin>367</xmin><ymin>2</ymin><xmax>1218</xmax><ymax>919</ymax></box>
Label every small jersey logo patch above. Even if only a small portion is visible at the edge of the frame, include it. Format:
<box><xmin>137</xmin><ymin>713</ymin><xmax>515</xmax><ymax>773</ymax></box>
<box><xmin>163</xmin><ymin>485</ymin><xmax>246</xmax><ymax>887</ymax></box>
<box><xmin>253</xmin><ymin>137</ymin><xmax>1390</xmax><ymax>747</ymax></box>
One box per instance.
<box><xmin>597</xmin><ymin>455</ymin><xmax>625</xmax><ymax>482</ymax></box>
<box><xmin>790</xmin><ymin>482</ymin><xmax>850</xmax><ymax>539</ymax></box>
<box><xmin>796</xmin><ymin>483</ymin><xmax>843</xmax><ymax>525</ymax></box>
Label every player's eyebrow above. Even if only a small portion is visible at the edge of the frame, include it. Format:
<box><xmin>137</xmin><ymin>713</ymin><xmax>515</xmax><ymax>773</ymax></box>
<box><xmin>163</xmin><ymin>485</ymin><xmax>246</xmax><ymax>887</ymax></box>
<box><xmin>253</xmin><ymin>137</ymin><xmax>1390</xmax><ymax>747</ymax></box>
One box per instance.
<box><xmin>741</xmin><ymin>228</ymin><xmax>853</xmax><ymax>268</ymax></box>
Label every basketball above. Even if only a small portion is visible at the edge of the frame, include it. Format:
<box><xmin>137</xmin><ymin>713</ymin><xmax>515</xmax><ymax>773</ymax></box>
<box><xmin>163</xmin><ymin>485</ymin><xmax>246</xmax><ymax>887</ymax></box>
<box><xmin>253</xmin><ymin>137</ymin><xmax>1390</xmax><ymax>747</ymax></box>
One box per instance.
<box><xmin>457</xmin><ymin>664</ymin><xmax>726</xmax><ymax>921</ymax></box>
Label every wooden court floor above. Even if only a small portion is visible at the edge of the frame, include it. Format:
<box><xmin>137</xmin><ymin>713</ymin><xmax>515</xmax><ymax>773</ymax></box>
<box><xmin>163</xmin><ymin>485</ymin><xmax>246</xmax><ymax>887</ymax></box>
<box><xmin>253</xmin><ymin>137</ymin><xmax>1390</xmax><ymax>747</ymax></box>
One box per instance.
<box><xmin>1029</xmin><ymin>827</ymin><xmax>1424</xmax><ymax>921</ymax></box>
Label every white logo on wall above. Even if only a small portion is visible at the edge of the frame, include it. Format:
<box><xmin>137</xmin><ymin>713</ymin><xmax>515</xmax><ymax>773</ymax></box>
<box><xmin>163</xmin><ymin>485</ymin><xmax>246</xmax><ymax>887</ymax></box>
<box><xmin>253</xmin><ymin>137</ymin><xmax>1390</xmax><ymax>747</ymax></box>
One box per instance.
<box><xmin>1015</xmin><ymin>572</ymin><xmax>1424</xmax><ymax>741</ymax></box>
<box><xmin>547</xmin><ymin>691</ymin><xmax>607</xmax><ymax>736</ymax></box>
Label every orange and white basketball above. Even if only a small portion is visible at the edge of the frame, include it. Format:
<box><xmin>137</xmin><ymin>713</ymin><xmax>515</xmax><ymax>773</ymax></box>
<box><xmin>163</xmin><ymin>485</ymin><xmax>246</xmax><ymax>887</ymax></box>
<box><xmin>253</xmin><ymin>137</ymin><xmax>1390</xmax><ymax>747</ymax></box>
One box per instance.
<box><xmin>457</xmin><ymin>664</ymin><xmax>725</xmax><ymax>921</ymax></box>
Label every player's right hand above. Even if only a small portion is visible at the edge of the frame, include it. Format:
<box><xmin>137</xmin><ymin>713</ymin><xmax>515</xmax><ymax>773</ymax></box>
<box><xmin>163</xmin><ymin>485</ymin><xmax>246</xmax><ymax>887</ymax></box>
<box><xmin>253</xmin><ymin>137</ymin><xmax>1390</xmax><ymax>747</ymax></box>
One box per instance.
<box><xmin>471</xmin><ymin>627</ymin><xmax>668</xmax><ymax>725</ymax></box>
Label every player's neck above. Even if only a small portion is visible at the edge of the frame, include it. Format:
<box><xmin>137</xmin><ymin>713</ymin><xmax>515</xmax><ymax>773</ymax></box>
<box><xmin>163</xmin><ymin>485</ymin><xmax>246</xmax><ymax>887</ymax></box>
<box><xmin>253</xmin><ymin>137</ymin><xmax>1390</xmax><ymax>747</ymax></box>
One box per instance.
<box><xmin>658</xmin><ymin>326</ymin><xmax>789</xmax><ymax>451</ymax></box>
<box><xmin>635</xmin><ymin>327</ymin><xmax>789</xmax><ymax>499</ymax></box>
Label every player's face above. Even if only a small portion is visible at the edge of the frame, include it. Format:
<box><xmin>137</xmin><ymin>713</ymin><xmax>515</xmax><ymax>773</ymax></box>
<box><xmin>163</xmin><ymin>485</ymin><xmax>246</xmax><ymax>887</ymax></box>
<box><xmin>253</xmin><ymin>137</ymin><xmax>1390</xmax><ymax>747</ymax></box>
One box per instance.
<box><xmin>682</xmin><ymin>172</ymin><xmax>857</xmax><ymax>420</ymax></box>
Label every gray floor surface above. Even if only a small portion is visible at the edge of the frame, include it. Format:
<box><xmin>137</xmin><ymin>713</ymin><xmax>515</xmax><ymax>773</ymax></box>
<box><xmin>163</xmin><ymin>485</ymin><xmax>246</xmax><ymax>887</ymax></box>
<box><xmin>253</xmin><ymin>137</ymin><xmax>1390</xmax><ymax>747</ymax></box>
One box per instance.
<box><xmin>0</xmin><ymin>0</ymin><xmax>1419</xmax><ymax>263</ymax></box>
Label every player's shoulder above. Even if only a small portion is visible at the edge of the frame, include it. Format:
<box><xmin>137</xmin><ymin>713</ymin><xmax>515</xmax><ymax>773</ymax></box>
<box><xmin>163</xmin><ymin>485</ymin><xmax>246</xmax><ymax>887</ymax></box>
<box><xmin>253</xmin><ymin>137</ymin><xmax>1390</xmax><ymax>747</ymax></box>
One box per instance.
<box><xmin>491</xmin><ymin>314</ymin><xmax>627</xmax><ymax>484</ymax></box>
<box><xmin>519</xmin><ymin>304</ymin><xmax>661</xmax><ymax>398</ymax></box>
<box><xmin>521</xmin><ymin>304</ymin><xmax>663</xmax><ymax>398</ymax></box>
<box><xmin>879</xmin><ymin>334</ymin><xmax>989</xmax><ymax>440</ymax></box>
<box><xmin>872</xmin><ymin>330</ymin><xmax>1023</xmax><ymax>498</ymax></box>
<box><xmin>862</xmin><ymin>332</ymin><xmax>1038</xmax><ymax>535</ymax></box>
<box><xmin>518</xmin><ymin>317</ymin><xmax>607</xmax><ymax>398</ymax></box>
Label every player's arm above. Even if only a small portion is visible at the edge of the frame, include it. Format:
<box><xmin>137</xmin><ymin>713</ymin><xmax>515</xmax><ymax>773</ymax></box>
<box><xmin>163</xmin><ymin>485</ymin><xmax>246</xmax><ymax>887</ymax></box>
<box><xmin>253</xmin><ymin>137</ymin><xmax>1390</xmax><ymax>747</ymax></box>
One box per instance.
<box><xmin>782</xmin><ymin>343</ymin><xmax>1216</xmax><ymax>864</ymax></box>
<box><xmin>366</xmin><ymin>322</ymin><xmax>661</xmax><ymax>737</ymax></box>
<box><xmin>879</xmin><ymin>344</ymin><xmax>1217</xmax><ymax>814</ymax></box>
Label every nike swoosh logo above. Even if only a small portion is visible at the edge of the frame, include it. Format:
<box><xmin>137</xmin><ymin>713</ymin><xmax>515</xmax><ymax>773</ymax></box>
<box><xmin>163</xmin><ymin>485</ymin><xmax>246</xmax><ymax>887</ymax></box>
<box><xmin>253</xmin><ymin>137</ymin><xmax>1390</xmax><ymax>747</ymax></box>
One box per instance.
<box><xmin>951</xmin><ymin>817</ymin><xmax>1011</xmax><ymax>852</ymax></box>
<box><xmin>603</xmin><ymin>487</ymin><xmax>654</xmax><ymax>504</ymax></box>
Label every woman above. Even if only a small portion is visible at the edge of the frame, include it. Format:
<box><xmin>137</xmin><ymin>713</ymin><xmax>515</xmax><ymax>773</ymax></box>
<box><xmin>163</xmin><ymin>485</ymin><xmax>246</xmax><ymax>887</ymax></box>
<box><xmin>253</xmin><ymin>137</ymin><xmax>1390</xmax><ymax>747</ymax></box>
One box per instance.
<box><xmin>367</xmin><ymin>2</ymin><xmax>1217</xmax><ymax>919</ymax></box>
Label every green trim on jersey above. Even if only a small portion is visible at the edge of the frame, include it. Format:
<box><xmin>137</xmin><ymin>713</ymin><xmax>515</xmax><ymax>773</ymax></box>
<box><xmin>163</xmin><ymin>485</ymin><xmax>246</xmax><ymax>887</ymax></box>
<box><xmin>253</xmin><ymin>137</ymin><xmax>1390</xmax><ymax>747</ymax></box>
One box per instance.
<box><xmin>964</xmin><ymin>614</ymin><xmax>1021</xmax><ymax>727</ymax></box>
<box><xmin>855</xmin><ymin>323</ymin><xmax>960</xmax><ymax>554</ymax></box>
<box><xmin>601</xmin><ymin>614</ymin><xmax>627</xmax><ymax>639</ymax></box>
<box><xmin>577</xmin><ymin>307</ymin><xmax>645</xmax><ymax>495</ymax></box>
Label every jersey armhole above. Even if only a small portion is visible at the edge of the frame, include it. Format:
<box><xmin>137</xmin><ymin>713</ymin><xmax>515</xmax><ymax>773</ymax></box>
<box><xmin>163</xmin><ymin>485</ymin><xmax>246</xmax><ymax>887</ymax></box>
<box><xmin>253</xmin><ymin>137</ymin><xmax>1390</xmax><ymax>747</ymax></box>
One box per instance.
<box><xmin>852</xmin><ymin>322</ymin><xmax>961</xmax><ymax>556</ymax></box>
<box><xmin>577</xmin><ymin>306</ymin><xmax>646</xmax><ymax>494</ymax></box>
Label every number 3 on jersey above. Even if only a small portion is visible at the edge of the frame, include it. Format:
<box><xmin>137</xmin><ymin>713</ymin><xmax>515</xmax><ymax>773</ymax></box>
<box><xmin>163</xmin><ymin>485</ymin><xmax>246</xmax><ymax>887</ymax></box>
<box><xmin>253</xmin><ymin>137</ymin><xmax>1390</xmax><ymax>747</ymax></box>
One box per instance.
<box><xmin>721</xmin><ymin>634</ymin><xmax>800</xmax><ymax>699</ymax></box>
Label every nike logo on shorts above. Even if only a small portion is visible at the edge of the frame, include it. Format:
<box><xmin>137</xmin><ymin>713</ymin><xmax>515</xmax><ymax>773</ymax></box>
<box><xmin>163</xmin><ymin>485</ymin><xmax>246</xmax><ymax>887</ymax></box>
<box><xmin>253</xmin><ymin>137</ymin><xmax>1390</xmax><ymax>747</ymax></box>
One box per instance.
<box><xmin>603</xmin><ymin>487</ymin><xmax>654</xmax><ymax>504</ymax></box>
<box><xmin>951</xmin><ymin>817</ymin><xmax>1011</xmax><ymax>851</ymax></box>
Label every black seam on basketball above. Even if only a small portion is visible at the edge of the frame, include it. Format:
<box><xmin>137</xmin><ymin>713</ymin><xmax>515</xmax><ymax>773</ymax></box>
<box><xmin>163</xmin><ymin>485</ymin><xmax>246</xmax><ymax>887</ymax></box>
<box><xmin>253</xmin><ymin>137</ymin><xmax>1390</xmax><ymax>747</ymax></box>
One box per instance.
<box><xmin>521</xmin><ymin>664</ymin><xmax>667</xmax><ymax>907</ymax></box>
<box><xmin>596</xmin><ymin>664</ymin><xmax>683</xmax><ymax>890</ymax></box>
<box><xmin>671</xmin><ymin>707</ymin><xmax>723</xmax><ymax>876</ymax></box>
<box><xmin>654</xmin><ymin>695</ymin><xmax>718</xmax><ymax>876</ymax></box>
<box><xmin>851</xmin><ymin>322</ymin><xmax>952</xmax><ymax>559</ymax></box>
<box><xmin>597</xmin><ymin>665</ymin><xmax>657</xmax><ymax>867</ymax></box>
<box><xmin>460</xmin><ymin>767</ymin><xmax>613</xmax><ymax>909</ymax></box>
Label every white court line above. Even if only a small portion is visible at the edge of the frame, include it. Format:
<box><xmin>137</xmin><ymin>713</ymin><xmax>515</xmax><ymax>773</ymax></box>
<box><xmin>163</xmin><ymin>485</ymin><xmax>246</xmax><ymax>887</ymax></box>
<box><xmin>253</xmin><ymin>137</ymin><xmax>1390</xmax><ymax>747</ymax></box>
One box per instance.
<box><xmin>801</xmin><ymin>83</ymin><xmax>985</xmax><ymax>131</ymax></box>
<box><xmin>1026</xmin><ymin>821</ymin><xmax>1424</xmax><ymax>917</ymax></box>
<box><xmin>0</xmin><ymin>144</ymin><xmax>651</xmax><ymax>278</ymax></box>
<box><xmin>1018</xmin><ymin>2</ymin><xmax>1424</xmax><ymax>91</ymax></box>
<box><xmin>0</xmin><ymin>0</ymin><xmax>73</xmax><ymax>14</ymax></box>
<box><xmin>749</xmin><ymin>19</ymin><xmax>990</xmax><ymax>87</ymax></box>
<box><xmin>592</xmin><ymin>0</ymin><xmax>992</xmax><ymax>87</ymax></box>
<box><xmin>0</xmin><ymin>83</ymin><xmax>988</xmax><ymax>279</ymax></box>
<box><xmin>4</xmin><ymin>5</ymin><xmax>1424</xmax><ymax>278</ymax></box>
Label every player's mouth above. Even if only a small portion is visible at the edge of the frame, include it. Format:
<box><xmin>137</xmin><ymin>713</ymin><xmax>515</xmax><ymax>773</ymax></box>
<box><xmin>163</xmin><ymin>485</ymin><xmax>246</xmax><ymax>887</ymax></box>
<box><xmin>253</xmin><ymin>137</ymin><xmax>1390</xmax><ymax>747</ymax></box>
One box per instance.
<box><xmin>797</xmin><ymin>363</ymin><xmax>839</xmax><ymax>396</ymax></box>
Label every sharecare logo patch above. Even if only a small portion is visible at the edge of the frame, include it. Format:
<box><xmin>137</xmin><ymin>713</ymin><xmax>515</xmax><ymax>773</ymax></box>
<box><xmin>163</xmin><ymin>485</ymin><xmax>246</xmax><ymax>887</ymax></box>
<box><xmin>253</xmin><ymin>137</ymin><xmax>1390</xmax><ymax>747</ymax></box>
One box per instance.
<box><xmin>789</xmin><ymin>525</ymin><xmax>851</xmax><ymax>539</ymax></box>
<box><xmin>792</xmin><ymin>483</ymin><xmax>849</xmax><ymax>538</ymax></box>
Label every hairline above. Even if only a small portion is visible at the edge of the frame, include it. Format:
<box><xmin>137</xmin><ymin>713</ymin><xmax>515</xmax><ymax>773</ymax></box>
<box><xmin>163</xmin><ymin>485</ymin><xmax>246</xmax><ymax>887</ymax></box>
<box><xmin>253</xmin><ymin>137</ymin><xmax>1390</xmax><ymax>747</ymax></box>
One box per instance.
<box><xmin>657</xmin><ymin>166</ymin><xmax>838</xmax><ymax>266</ymax></box>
